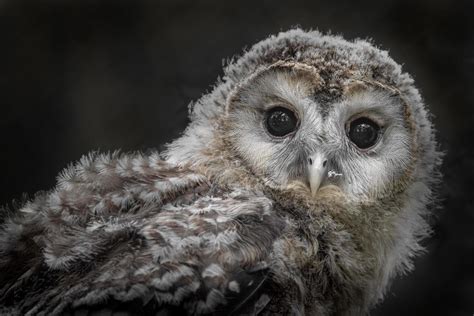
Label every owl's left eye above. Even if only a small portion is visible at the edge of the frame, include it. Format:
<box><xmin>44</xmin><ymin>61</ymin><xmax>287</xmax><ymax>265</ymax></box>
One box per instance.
<box><xmin>265</xmin><ymin>106</ymin><xmax>298</xmax><ymax>137</ymax></box>
<box><xmin>347</xmin><ymin>117</ymin><xmax>381</xmax><ymax>149</ymax></box>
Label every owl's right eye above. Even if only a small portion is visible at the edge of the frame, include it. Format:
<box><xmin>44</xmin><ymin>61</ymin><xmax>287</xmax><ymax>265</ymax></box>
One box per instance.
<box><xmin>265</xmin><ymin>106</ymin><xmax>298</xmax><ymax>137</ymax></box>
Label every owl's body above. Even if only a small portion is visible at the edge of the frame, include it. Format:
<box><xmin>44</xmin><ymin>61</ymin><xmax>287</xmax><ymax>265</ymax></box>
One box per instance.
<box><xmin>0</xmin><ymin>30</ymin><xmax>441</xmax><ymax>315</ymax></box>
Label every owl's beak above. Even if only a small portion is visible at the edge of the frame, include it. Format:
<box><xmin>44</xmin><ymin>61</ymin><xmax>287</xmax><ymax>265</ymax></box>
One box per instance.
<box><xmin>308</xmin><ymin>152</ymin><xmax>328</xmax><ymax>197</ymax></box>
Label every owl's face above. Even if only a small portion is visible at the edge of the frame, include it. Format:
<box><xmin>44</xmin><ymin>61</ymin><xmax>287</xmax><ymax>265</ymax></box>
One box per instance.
<box><xmin>224</xmin><ymin>62</ymin><xmax>415</xmax><ymax>200</ymax></box>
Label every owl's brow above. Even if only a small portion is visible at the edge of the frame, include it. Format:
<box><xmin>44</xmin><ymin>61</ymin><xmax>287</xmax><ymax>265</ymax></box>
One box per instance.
<box><xmin>262</xmin><ymin>95</ymin><xmax>299</xmax><ymax>110</ymax></box>
<box><xmin>350</xmin><ymin>78</ymin><xmax>402</xmax><ymax>96</ymax></box>
<box><xmin>313</xmin><ymin>89</ymin><xmax>344</xmax><ymax>119</ymax></box>
<box><xmin>352</xmin><ymin>79</ymin><xmax>415</xmax><ymax>127</ymax></box>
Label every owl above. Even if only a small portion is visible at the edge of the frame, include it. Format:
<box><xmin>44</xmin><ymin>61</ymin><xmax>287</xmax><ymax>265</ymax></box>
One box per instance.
<box><xmin>0</xmin><ymin>29</ymin><xmax>441</xmax><ymax>315</ymax></box>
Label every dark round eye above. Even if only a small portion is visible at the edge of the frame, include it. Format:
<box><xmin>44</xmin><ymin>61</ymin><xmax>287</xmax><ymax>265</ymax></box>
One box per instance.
<box><xmin>265</xmin><ymin>106</ymin><xmax>298</xmax><ymax>137</ymax></box>
<box><xmin>347</xmin><ymin>117</ymin><xmax>381</xmax><ymax>149</ymax></box>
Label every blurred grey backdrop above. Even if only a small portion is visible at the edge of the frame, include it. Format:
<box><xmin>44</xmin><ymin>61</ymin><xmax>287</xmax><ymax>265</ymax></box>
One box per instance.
<box><xmin>0</xmin><ymin>0</ymin><xmax>473</xmax><ymax>315</ymax></box>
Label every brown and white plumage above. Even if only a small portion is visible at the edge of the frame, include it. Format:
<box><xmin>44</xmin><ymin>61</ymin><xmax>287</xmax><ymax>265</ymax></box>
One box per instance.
<box><xmin>0</xmin><ymin>29</ymin><xmax>441</xmax><ymax>315</ymax></box>
<box><xmin>0</xmin><ymin>153</ymin><xmax>284</xmax><ymax>315</ymax></box>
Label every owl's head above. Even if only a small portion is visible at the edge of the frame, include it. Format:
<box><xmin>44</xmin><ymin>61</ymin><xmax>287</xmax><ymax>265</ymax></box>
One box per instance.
<box><xmin>166</xmin><ymin>29</ymin><xmax>440</xmax><ymax>204</ymax></box>
<box><xmin>164</xmin><ymin>29</ymin><xmax>441</xmax><ymax>303</ymax></box>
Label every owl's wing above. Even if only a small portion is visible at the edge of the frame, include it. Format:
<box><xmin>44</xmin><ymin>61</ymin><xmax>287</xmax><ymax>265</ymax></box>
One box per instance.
<box><xmin>0</xmin><ymin>152</ymin><xmax>286</xmax><ymax>315</ymax></box>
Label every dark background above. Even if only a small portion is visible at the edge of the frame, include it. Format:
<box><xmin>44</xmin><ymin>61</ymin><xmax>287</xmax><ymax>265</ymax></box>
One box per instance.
<box><xmin>0</xmin><ymin>0</ymin><xmax>473</xmax><ymax>314</ymax></box>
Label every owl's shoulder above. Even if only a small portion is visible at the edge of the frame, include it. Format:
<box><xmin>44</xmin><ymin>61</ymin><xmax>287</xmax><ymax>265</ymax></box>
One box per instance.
<box><xmin>0</xmin><ymin>152</ymin><xmax>290</xmax><ymax>315</ymax></box>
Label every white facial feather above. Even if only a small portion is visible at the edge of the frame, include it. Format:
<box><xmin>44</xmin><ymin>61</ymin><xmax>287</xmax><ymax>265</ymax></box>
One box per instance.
<box><xmin>224</xmin><ymin>65</ymin><xmax>414</xmax><ymax>202</ymax></box>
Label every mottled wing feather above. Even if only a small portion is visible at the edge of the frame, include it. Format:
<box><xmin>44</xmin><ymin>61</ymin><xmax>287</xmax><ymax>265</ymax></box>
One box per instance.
<box><xmin>0</xmin><ymin>152</ymin><xmax>285</xmax><ymax>315</ymax></box>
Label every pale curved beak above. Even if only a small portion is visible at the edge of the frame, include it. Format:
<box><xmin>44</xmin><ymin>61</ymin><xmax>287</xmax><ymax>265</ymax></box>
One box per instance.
<box><xmin>307</xmin><ymin>152</ymin><xmax>328</xmax><ymax>196</ymax></box>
